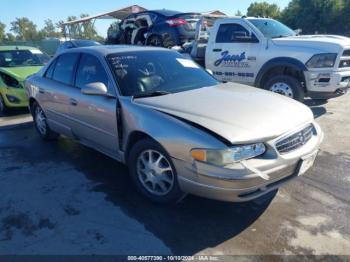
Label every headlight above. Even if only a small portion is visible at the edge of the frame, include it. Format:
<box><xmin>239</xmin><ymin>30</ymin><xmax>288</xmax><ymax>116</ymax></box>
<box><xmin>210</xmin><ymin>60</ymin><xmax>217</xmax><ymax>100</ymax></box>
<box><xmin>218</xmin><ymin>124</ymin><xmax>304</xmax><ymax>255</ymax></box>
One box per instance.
<box><xmin>306</xmin><ymin>53</ymin><xmax>337</xmax><ymax>68</ymax></box>
<box><xmin>191</xmin><ymin>143</ymin><xmax>266</xmax><ymax>166</ymax></box>
<box><xmin>0</xmin><ymin>73</ymin><xmax>21</xmax><ymax>88</ymax></box>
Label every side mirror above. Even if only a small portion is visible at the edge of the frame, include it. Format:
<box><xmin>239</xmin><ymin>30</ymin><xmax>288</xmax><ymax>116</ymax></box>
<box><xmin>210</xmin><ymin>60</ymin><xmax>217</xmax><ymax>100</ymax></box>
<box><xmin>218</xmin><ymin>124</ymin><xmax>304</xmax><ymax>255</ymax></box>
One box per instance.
<box><xmin>294</xmin><ymin>28</ymin><xmax>302</xmax><ymax>35</ymax></box>
<box><xmin>81</xmin><ymin>82</ymin><xmax>108</xmax><ymax>96</ymax></box>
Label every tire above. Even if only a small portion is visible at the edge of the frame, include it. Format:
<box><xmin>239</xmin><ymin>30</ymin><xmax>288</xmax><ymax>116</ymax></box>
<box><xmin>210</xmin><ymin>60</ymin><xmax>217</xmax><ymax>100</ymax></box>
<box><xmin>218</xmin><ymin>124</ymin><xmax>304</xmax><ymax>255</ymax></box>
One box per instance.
<box><xmin>128</xmin><ymin>138</ymin><xmax>183</xmax><ymax>203</ymax></box>
<box><xmin>263</xmin><ymin>74</ymin><xmax>305</xmax><ymax>102</ymax></box>
<box><xmin>32</xmin><ymin>102</ymin><xmax>59</xmax><ymax>140</ymax></box>
<box><xmin>147</xmin><ymin>35</ymin><xmax>163</xmax><ymax>47</ymax></box>
<box><xmin>0</xmin><ymin>94</ymin><xmax>7</xmax><ymax>114</ymax></box>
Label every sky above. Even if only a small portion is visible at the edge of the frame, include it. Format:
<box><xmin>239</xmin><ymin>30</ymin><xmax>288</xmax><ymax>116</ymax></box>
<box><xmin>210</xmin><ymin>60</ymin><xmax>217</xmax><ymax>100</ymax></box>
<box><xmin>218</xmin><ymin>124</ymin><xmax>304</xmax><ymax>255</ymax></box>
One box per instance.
<box><xmin>1</xmin><ymin>0</ymin><xmax>290</xmax><ymax>37</ymax></box>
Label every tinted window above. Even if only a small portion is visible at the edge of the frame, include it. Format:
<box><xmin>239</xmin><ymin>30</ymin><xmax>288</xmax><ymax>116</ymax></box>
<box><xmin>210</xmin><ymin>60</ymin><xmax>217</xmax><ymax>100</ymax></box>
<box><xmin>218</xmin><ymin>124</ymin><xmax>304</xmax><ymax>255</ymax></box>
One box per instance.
<box><xmin>75</xmin><ymin>54</ymin><xmax>109</xmax><ymax>89</ymax></box>
<box><xmin>216</xmin><ymin>24</ymin><xmax>250</xmax><ymax>43</ymax></box>
<box><xmin>107</xmin><ymin>51</ymin><xmax>218</xmax><ymax>96</ymax></box>
<box><xmin>248</xmin><ymin>19</ymin><xmax>295</xmax><ymax>39</ymax></box>
<box><xmin>45</xmin><ymin>59</ymin><xmax>56</xmax><ymax>79</ymax></box>
<box><xmin>0</xmin><ymin>50</ymin><xmax>50</xmax><ymax>67</ymax></box>
<box><xmin>52</xmin><ymin>53</ymin><xmax>79</xmax><ymax>85</ymax></box>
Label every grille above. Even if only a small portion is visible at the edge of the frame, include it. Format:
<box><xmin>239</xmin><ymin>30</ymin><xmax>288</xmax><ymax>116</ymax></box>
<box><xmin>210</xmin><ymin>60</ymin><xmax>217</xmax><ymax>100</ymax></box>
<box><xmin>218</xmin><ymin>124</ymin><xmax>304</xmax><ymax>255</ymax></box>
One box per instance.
<box><xmin>276</xmin><ymin>124</ymin><xmax>315</xmax><ymax>154</ymax></box>
<box><xmin>343</xmin><ymin>50</ymin><xmax>350</xmax><ymax>56</ymax></box>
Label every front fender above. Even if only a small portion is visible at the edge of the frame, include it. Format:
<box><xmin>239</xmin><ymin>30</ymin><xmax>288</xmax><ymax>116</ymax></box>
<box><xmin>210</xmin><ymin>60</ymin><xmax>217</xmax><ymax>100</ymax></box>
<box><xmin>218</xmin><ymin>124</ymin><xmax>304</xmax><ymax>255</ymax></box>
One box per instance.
<box><xmin>255</xmin><ymin>57</ymin><xmax>308</xmax><ymax>88</ymax></box>
<box><xmin>119</xmin><ymin>97</ymin><xmax>227</xmax><ymax>163</ymax></box>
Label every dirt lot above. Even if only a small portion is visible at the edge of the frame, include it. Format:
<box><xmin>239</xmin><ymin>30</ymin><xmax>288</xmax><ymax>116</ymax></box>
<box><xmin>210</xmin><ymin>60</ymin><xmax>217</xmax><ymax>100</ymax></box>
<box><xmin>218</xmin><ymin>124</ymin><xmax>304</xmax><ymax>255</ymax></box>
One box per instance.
<box><xmin>0</xmin><ymin>94</ymin><xmax>349</xmax><ymax>256</ymax></box>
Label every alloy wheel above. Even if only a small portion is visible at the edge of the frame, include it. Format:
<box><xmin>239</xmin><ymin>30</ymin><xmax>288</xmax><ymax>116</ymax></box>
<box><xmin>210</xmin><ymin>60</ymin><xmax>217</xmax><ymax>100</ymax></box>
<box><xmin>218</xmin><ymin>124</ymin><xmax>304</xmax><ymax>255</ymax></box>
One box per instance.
<box><xmin>35</xmin><ymin>107</ymin><xmax>47</xmax><ymax>135</ymax></box>
<box><xmin>269</xmin><ymin>82</ymin><xmax>294</xmax><ymax>98</ymax></box>
<box><xmin>149</xmin><ymin>37</ymin><xmax>162</xmax><ymax>47</ymax></box>
<box><xmin>136</xmin><ymin>149</ymin><xmax>175</xmax><ymax>196</ymax></box>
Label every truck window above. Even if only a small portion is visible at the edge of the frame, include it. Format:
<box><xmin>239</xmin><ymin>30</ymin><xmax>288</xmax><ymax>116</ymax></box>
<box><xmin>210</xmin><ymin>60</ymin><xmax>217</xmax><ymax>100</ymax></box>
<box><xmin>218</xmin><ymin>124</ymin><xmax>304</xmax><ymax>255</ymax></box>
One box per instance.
<box><xmin>216</xmin><ymin>23</ymin><xmax>251</xmax><ymax>43</ymax></box>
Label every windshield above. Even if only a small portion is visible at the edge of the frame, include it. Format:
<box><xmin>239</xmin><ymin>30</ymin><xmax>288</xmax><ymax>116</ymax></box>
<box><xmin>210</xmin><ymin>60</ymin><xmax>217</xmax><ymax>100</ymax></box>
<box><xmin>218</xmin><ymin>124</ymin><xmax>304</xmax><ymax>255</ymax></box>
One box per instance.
<box><xmin>248</xmin><ymin>19</ymin><xmax>296</xmax><ymax>39</ymax></box>
<box><xmin>107</xmin><ymin>50</ymin><xmax>218</xmax><ymax>97</ymax></box>
<box><xmin>0</xmin><ymin>50</ymin><xmax>50</xmax><ymax>67</ymax></box>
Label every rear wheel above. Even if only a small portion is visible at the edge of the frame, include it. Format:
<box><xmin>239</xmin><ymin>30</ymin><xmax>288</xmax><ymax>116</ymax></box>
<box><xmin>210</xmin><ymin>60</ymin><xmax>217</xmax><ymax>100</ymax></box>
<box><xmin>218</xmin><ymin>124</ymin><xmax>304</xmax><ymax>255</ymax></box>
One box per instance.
<box><xmin>128</xmin><ymin>138</ymin><xmax>183</xmax><ymax>203</ymax></box>
<box><xmin>33</xmin><ymin>102</ymin><xmax>59</xmax><ymax>140</ymax></box>
<box><xmin>264</xmin><ymin>74</ymin><xmax>305</xmax><ymax>102</ymax></box>
<box><xmin>147</xmin><ymin>35</ymin><xmax>163</xmax><ymax>47</ymax></box>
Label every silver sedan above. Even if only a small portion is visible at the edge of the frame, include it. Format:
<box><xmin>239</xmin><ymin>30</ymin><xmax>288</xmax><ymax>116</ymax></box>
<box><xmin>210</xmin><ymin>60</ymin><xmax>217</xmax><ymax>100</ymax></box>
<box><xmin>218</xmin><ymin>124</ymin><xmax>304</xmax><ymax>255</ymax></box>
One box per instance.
<box><xmin>25</xmin><ymin>46</ymin><xmax>323</xmax><ymax>203</ymax></box>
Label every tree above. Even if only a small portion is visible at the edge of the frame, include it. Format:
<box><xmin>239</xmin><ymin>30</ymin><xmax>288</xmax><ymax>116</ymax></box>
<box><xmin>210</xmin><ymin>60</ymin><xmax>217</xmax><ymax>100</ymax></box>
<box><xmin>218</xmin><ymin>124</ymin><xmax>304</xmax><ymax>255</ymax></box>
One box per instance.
<box><xmin>56</xmin><ymin>20</ymin><xmax>66</xmax><ymax>37</ymax></box>
<box><xmin>235</xmin><ymin>10</ymin><xmax>243</xmax><ymax>16</ymax></box>
<box><xmin>0</xmin><ymin>22</ymin><xmax>5</xmax><ymax>42</ymax></box>
<box><xmin>247</xmin><ymin>2</ymin><xmax>281</xmax><ymax>18</ymax></box>
<box><xmin>39</xmin><ymin>19</ymin><xmax>60</xmax><ymax>38</ymax></box>
<box><xmin>281</xmin><ymin>0</ymin><xmax>346</xmax><ymax>34</ymax></box>
<box><xmin>5</xmin><ymin>33</ymin><xmax>16</xmax><ymax>42</ymax></box>
<box><xmin>10</xmin><ymin>17</ymin><xmax>38</xmax><ymax>40</ymax></box>
<box><xmin>80</xmin><ymin>14</ymin><xmax>98</xmax><ymax>39</ymax></box>
<box><xmin>59</xmin><ymin>14</ymin><xmax>103</xmax><ymax>41</ymax></box>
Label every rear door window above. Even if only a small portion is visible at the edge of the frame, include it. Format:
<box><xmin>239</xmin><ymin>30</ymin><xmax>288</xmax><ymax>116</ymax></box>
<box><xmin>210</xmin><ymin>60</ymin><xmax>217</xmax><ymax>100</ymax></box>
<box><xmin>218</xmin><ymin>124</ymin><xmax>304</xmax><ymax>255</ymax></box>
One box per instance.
<box><xmin>52</xmin><ymin>53</ymin><xmax>80</xmax><ymax>85</ymax></box>
<box><xmin>216</xmin><ymin>23</ymin><xmax>250</xmax><ymax>43</ymax></box>
<box><xmin>75</xmin><ymin>54</ymin><xmax>109</xmax><ymax>89</ymax></box>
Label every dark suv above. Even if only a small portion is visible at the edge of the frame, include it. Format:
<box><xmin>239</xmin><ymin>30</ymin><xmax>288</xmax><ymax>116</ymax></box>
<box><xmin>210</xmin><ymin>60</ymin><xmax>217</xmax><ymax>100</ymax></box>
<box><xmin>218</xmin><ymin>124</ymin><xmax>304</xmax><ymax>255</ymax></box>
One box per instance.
<box><xmin>107</xmin><ymin>10</ymin><xmax>200</xmax><ymax>48</ymax></box>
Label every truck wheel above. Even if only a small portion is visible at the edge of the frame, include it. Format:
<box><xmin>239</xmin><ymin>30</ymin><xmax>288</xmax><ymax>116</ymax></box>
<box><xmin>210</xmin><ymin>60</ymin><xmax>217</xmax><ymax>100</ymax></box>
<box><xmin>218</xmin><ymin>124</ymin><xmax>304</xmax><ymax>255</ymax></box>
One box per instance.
<box><xmin>128</xmin><ymin>138</ymin><xmax>183</xmax><ymax>204</ymax></box>
<box><xmin>0</xmin><ymin>95</ymin><xmax>7</xmax><ymax>114</ymax></box>
<box><xmin>264</xmin><ymin>75</ymin><xmax>305</xmax><ymax>102</ymax></box>
<box><xmin>147</xmin><ymin>35</ymin><xmax>163</xmax><ymax>47</ymax></box>
<box><xmin>33</xmin><ymin>102</ymin><xmax>59</xmax><ymax>140</ymax></box>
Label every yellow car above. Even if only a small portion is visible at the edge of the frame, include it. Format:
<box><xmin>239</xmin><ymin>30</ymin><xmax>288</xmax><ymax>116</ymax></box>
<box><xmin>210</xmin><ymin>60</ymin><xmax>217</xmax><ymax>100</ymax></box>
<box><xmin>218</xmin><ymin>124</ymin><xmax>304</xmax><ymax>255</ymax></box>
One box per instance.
<box><xmin>0</xmin><ymin>46</ymin><xmax>50</xmax><ymax>113</ymax></box>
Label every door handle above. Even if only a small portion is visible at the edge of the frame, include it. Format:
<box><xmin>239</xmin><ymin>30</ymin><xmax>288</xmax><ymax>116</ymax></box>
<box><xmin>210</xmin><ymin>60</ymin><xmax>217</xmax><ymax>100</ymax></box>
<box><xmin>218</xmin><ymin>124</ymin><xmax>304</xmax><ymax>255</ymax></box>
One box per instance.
<box><xmin>213</xmin><ymin>48</ymin><xmax>222</xmax><ymax>52</ymax></box>
<box><xmin>69</xmin><ymin>98</ymin><xmax>78</xmax><ymax>106</ymax></box>
<box><xmin>39</xmin><ymin>88</ymin><xmax>45</xmax><ymax>94</ymax></box>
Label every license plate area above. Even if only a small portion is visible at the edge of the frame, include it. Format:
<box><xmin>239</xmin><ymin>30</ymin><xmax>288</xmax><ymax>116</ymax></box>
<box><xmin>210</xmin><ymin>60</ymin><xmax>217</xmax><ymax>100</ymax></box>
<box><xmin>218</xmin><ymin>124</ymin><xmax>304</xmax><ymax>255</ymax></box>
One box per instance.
<box><xmin>298</xmin><ymin>150</ymin><xmax>318</xmax><ymax>176</ymax></box>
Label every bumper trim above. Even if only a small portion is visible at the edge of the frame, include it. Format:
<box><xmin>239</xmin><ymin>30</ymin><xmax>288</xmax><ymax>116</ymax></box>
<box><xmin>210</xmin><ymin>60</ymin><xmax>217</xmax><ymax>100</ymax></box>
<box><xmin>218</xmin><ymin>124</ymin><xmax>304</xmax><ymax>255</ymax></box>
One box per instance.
<box><xmin>178</xmin><ymin>167</ymin><xmax>300</xmax><ymax>202</ymax></box>
<box><xmin>308</xmin><ymin>86</ymin><xmax>349</xmax><ymax>99</ymax></box>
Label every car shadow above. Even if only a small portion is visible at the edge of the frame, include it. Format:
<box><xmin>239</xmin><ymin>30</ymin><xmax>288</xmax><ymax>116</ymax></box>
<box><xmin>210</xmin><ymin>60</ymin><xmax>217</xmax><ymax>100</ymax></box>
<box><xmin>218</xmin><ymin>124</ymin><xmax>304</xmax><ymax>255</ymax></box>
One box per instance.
<box><xmin>54</xmin><ymin>140</ymin><xmax>276</xmax><ymax>255</ymax></box>
<box><xmin>304</xmin><ymin>99</ymin><xmax>328</xmax><ymax>119</ymax></box>
<box><xmin>0</xmin><ymin>108</ymin><xmax>29</xmax><ymax>118</ymax></box>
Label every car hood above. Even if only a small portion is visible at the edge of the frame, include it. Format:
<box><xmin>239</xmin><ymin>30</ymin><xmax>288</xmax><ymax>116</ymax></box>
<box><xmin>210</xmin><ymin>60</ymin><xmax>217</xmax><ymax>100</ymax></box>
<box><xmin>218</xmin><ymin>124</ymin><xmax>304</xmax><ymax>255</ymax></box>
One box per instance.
<box><xmin>134</xmin><ymin>83</ymin><xmax>314</xmax><ymax>144</ymax></box>
<box><xmin>272</xmin><ymin>35</ymin><xmax>350</xmax><ymax>52</ymax></box>
<box><xmin>0</xmin><ymin>66</ymin><xmax>43</xmax><ymax>82</ymax></box>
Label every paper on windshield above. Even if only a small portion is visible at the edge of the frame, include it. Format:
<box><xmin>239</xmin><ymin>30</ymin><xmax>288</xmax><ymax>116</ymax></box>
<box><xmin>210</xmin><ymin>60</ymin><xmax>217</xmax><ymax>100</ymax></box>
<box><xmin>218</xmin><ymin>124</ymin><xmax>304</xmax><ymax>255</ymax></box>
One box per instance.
<box><xmin>30</xmin><ymin>49</ymin><xmax>43</xmax><ymax>54</ymax></box>
<box><xmin>176</xmin><ymin>58</ymin><xmax>199</xmax><ymax>69</ymax></box>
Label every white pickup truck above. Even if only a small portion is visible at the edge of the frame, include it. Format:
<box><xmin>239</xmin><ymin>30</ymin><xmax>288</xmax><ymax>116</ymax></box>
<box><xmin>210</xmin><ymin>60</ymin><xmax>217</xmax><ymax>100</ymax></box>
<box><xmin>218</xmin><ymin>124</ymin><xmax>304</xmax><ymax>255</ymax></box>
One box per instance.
<box><xmin>186</xmin><ymin>16</ymin><xmax>350</xmax><ymax>101</ymax></box>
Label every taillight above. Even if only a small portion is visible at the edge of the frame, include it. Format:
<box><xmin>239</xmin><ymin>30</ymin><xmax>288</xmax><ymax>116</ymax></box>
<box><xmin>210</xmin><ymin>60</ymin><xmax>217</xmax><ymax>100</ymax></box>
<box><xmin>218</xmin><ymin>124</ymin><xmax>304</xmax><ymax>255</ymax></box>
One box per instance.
<box><xmin>166</xmin><ymin>18</ymin><xmax>187</xmax><ymax>27</ymax></box>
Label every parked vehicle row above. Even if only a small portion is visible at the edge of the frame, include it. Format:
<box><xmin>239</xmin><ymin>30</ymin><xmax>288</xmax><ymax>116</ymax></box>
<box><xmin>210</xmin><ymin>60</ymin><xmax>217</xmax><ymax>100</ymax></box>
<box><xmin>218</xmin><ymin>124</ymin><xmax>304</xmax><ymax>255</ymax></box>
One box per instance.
<box><xmin>0</xmin><ymin>46</ymin><xmax>50</xmax><ymax>113</ymax></box>
<box><xmin>25</xmin><ymin>46</ymin><xmax>323</xmax><ymax>203</ymax></box>
<box><xmin>107</xmin><ymin>10</ymin><xmax>200</xmax><ymax>48</ymax></box>
<box><xmin>183</xmin><ymin>16</ymin><xmax>350</xmax><ymax>101</ymax></box>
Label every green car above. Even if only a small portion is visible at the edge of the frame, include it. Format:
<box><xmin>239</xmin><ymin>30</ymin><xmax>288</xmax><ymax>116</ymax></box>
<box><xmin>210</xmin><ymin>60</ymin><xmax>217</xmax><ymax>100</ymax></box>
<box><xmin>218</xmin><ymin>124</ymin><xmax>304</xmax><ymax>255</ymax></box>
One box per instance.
<box><xmin>0</xmin><ymin>46</ymin><xmax>50</xmax><ymax>113</ymax></box>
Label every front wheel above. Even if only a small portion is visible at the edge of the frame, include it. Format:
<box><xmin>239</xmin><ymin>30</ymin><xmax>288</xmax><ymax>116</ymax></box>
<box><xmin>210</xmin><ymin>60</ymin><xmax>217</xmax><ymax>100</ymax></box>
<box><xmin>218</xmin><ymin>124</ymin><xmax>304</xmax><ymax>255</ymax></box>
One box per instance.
<box><xmin>33</xmin><ymin>103</ymin><xmax>59</xmax><ymax>140</ymax></box>
<box><xmin>263</xmin><ymin>75</ymin><xmax>305</xmax><ymax>102</ymax></box>
<box><xmin>128</xmin><ymin>138</ymin><xmax>183</xmax><ymax>203</ymax></box>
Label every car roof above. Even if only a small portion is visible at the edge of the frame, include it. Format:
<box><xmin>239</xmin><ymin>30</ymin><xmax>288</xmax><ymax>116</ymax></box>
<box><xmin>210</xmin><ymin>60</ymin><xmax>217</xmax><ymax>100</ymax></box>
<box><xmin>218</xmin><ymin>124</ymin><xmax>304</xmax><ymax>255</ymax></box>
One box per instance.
<box><xmin>71</xmin><ymin>39</ymin><xmax>99</xmax><ymax>43</ymax></box>
<box><xmin>149</xmin><ymin>9</ymin><xmax>183</xmax><ymax>16</ymax></box>
<box><xmin>141</xmin><ymin>9</ymin><xmax>199</xmax><ymax>17</ymax></box>
<box><xmin>0</xmin><ymin>46</ymin><xmax>40</xmax><ymax>51</ymax></box>
<box><xmin>63</xmin><ymin>45</ymin><xmax>172</xmax><ymax>56</ymax></box>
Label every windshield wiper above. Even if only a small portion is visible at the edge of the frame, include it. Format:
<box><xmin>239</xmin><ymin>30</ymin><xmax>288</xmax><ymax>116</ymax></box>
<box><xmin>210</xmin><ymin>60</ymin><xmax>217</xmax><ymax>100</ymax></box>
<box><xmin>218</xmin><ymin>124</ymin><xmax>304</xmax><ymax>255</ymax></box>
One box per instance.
<box><xmin>133</xmin><ymin>91</ymin><xmax>171</xmax><ymax>99</ymax></box>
